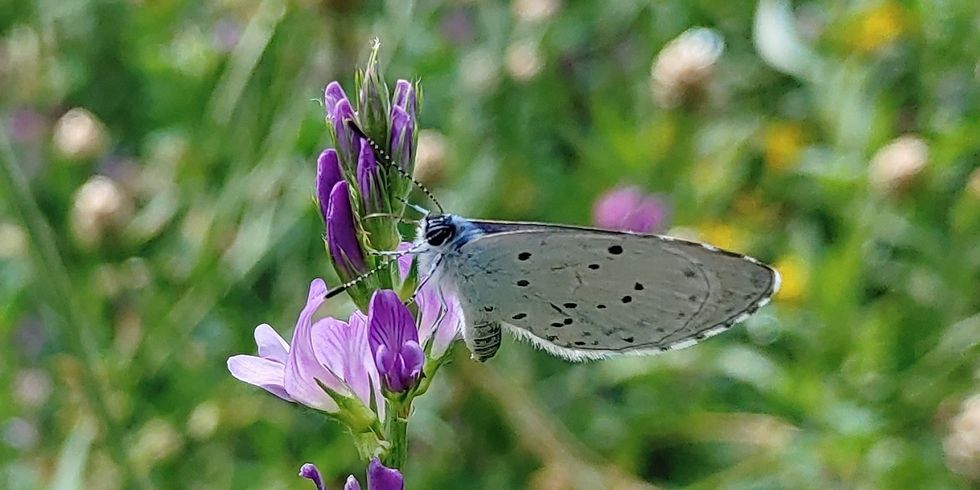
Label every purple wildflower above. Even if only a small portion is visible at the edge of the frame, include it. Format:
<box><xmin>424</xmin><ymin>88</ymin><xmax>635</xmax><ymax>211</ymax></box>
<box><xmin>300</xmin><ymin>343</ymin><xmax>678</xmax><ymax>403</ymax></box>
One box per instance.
<box><xmin>299</xmin><ymin>458</ymin><xmax>404</xmax><ymax>490</ymax></box>
<box><xmin>316</xmin><ymin>149</ymin><xmax>344</xmax><ymax>223</ymax></box>
<box><xmin>396</xmin><ymin>243</ymin><xmax>462</xmax><ymax>359</ymax></box>
<box><xmin>326</xmin><ymin>181</ymin><xmax>368</xmax><ymax>281</ymax></box>
<box><xmin>368</xmin><ymin>290</ymin><xmax>424</xmax><ymax>393</ymax></box>
<box><xmin>227</xmin><ymin>279</ymin><xmax>382</xmax><ymax>418</ymax></box>
<box><xmin>592</xmin><ymin>185</ymin><xmax>669</xmax><ymax>233</ymax></box>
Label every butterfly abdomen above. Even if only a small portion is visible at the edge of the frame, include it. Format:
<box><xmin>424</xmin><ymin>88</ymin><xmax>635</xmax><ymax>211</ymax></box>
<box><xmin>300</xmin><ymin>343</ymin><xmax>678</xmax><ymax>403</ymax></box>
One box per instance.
<box><xmin>465</xmin><ymin>320</ymin><xmax>502</xmax><ymax>362</ymax></box>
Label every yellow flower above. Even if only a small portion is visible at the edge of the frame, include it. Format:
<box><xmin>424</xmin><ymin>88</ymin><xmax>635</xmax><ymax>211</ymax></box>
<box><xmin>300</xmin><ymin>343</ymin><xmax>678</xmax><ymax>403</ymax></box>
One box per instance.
<box><xmin>851</xmin><ymin>2</ymin><xmax>905</xmax><ymax>54</ymax></box>
<box><xmin>698</xmin><ymin>221</ymin><xmax>741</xmax><ymax>251</ymax></box>
<box><xmin>774</xmin><ymin>255</ymin><xmax>808</xmax><ymax>303</ymax></box>
<box><xmin>763</xmin><ymin>121</ymin><xmax>806</xmax><ymax>173</ymax></box>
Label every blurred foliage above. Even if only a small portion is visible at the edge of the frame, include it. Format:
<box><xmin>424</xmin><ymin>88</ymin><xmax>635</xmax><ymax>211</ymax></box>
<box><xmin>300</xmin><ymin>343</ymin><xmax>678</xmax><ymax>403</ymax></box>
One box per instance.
<box><xmin>1</xmin><ymin>0</ymin><xmax>978</xmax><ymax>489</ymax></box>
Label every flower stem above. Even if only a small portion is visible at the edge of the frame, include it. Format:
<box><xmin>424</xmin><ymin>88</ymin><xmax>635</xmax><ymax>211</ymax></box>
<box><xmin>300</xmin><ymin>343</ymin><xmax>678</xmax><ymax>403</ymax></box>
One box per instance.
<box><xmin>382</xmin><ymin>398</ymin><xmax>412</xmax><ymax>469</ymax></box>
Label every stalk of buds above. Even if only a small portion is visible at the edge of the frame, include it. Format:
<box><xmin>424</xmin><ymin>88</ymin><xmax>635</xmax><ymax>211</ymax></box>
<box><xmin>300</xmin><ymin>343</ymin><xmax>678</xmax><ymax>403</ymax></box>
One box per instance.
<box><xmin>316</xmin><ymin>40</ymin><xmax>422</xmax><ymax>310</ymax></box>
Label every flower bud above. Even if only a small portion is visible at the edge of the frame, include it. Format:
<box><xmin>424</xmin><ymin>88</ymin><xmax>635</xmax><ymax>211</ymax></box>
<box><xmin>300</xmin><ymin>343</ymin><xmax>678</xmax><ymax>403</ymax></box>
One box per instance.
<box><xmin>53</xmin><ymin>108</ymin><xmax>107</xmax><ymax>161</ymax></box>
<box><xmin>869</xmin><ymin>135</ymin><xmax>928</xmax><ymax>194</ymax></box>
<box><xmin>357</xmin><ymin>40</ymin><xmax>391</xmax><ymax>146</ymax></box>
<box><xmin>326</xmin><ymin>181</ymin><xmax>367</xmax><ymax>281</ymax></box>
<box><xmin>651</xmin><ymin>28</ymin><xmax>724</xmax><ymax>109</ymax></box>
<box><xmin>389</xmin><ymin>106</ymin><xmax>414</xmax><ymax>174</ymax></box>
<box><xmin>944</xmin><ymin>394</ymin><xmax>980</xmax><ymax>480</ymax></box>
<box><xmin>315</xmin><ymin>149</ymin><xmax>343</xmax><ymax>224</ymax></box>
<box><xmin>70</xmin><ymin>175</ymin><xmax>133</xmax><ymax>247</ymax></box>
<box><xmin>329</xmin><ymin>98</ymin><xmax>358</xmax><ymax>171</ymax></box>
<box><xmin>356</xmin><ymin>139</ymin><xmax>385</xmax><ymax>214</ymax></box>
<box><xmin>506</xmin><ymin>40</ymin><xmax>543</xmax><ymax>81</ymax></box>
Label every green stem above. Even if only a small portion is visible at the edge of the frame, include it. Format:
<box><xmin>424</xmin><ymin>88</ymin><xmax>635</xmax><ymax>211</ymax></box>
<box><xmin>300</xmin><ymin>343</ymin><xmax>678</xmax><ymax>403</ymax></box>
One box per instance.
<box><xmin>0</xmin><ymin>134</ymin><xmax>151</xmax><ymax>489</ymax></box>
<box><xmin>382</xmin><ymin>398</ymin><xmax>411</xmax><ymax>469</ymax></box>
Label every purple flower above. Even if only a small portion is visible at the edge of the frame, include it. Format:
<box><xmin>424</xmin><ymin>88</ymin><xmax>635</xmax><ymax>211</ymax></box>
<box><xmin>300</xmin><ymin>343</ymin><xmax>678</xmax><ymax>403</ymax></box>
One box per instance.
<box><xmin>300</xmin><ymin>463</ymin><xmax>326</xmax><ymax>490</ymax></box>
<box><xmin>324</xmin><ymin>81</ymin><xmax>350</xmax><ymax>111</ymax></box>
<box><xmin>368</xmin><ymin>290</ymin><xmax>424</xmax><ymax>393</ymax></box>
<box><xmin>300</xmin><ymin>458</ymin><xmax>404</xmax><ymax>490</ymax></box>
<box><xmin>329</xmin><ymin>97</ymin><xmax>358</xmax><ymax>171</ymax></box>
<box><xmin>227</xmin><ymin>279</ymin><xmax>382</xmax><ymax>419</ymax></box>
<box><xmin>592</xmin><ymin>185</ymin><xmax>669</xmax><ymax>233</ymax></box>
<box><xmin>327</xmin><ymin>181</ymin><xmax>368</xmax><ymax>281</ymax></box>
<box><xmin>389</xmin><ymin>107</ymin><xmax>413</xmax><ymax>173</ymax></box>
<box><xmin>396</xmin><ymin>243</ymin><xmax>462</xmax><ymax>360</ymax></box>
<box><xmin>356</xmin><ymin>139</ymin><xmax>384</xmax><ymax>213</ymax></box>
<box><xmin>391</xmin><ymin>80</ymin><xmax>417</xmax><ymax>121</ymax></box>
<box><xmin>316</xmin><ymin>149</ymin><xmax>344</xmax><ymax>223</ymax></box>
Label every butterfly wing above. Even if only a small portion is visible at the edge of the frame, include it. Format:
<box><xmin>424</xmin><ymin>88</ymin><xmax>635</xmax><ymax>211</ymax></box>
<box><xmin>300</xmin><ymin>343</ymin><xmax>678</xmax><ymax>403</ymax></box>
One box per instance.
<box><xmin>443</xmin><ymin>221</ymin><xmax>779</xmax><ymax>361</ymax></box>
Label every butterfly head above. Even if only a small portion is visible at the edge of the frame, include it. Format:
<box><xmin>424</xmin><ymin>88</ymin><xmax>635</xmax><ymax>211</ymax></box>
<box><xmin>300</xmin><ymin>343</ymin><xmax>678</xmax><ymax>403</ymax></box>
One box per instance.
<box><xmin>422</xmin><ymin>214</ymin><xmax>458</xmax><ymax>248</ymax></box>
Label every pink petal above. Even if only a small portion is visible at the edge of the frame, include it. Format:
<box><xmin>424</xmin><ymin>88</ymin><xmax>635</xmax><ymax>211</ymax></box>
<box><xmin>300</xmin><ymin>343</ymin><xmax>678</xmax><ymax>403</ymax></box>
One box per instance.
<box><xmin>284</xmin><ymin>279</ymin><xmax>345</xmax><ymax>412</ymax></box>
<box><xmin>227</xmin><ymin>355</ymin><xmax>291</xmax><ymax>401</ymax></box>
<box><xmin>254</xmin><ymin>323</ymin><xmax>289</xmax><ymax>363</ymax></box>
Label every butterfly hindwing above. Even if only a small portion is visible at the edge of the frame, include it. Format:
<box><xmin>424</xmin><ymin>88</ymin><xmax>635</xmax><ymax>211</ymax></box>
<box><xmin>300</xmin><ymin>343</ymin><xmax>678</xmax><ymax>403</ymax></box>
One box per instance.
<box><xmin>437</xmin><ymin>221</ymin><xmax>779</xmax><ymax>361</ymax></box>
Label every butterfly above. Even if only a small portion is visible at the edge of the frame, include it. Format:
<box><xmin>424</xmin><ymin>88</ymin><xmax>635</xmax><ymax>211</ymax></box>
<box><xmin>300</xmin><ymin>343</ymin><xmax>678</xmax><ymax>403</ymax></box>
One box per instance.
<box><xmin>411</xmin><ymin>213</ymin><xmax>780</xmax><ymax>362</ymax></box>
<box><xmin>345</xmin><ymin>123</ymin><xmax>779</xmax><ymax>362</ymax></box>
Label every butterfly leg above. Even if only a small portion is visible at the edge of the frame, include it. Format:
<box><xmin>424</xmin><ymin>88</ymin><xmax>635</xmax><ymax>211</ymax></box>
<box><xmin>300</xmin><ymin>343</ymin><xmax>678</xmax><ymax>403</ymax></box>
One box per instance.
<box><xmin>464</xmin><ymin>320</ymin><xmax>501</xmax><ymax>362</ymax></box>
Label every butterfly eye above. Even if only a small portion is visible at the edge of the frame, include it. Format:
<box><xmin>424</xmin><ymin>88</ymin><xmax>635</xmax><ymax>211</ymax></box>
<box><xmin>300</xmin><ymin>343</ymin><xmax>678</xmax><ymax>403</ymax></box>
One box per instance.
<box><xmin>425</xmin><ymin>224</ymin><xmax>455</xmax><ymax>247</ymax></box>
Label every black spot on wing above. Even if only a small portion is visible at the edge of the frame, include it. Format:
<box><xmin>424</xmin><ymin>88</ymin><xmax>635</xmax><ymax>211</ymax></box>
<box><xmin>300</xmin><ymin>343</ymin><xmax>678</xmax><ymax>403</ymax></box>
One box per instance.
<box><xmin>518</xmin><ymin>252</ymin><xmax>531</xmax><ymax>261</ymax></box>
<box><xmin>608</xmin><ymin>245</ymin><xmax>623</xmax><ymax>255</ymax></box>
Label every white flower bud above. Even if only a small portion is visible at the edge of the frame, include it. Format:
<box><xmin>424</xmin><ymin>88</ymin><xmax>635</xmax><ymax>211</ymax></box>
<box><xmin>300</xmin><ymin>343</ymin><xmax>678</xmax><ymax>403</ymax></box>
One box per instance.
<box><xmin>869</xmin><ymin>135</ymin><xmax>928</xmax><ymax>194</ymax></box>
<box><xmin>651</xmin><ymin>28</ymin><xmax>725</xmax><ymax>108</ymax></box>
<box><xmin>70</xmin><ymin>175</ymin><xmax>133</xmax><ymax>247</ymax></box>
<box><xmin>944</xmin><ymin>394</ymin><xmax>980</xmax><ymax>480</ymax></box>
<box><xmin>506</xmin><ymin>40</ymin><xmax>543</xmax><ymax>82</ymax></box>
<box><xmin>512</xmin><ymin>0</ymin><xmax>561</xmax><ymax>23</ymax></box>
<box><xmin>53</xmin><ymin>108</ymin><xmax>108</xmax><ymax>161</ymax></box>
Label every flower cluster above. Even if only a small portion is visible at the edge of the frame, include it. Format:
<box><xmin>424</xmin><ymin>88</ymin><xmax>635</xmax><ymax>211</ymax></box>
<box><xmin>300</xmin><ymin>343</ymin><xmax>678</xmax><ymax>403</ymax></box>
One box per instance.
<box><xmin>227</xmin><ymin>41</ymin><xmax>456</xmax><ymax>482</ymax></box>
<box><xmin>315</xmin><ymin>41</ymin><xmax>420</xmax><ymax>310</ymax></box>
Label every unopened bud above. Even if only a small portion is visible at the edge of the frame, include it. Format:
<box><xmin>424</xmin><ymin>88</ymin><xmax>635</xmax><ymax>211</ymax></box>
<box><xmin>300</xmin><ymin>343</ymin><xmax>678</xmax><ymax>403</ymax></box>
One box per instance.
<box><xmin>53</xmin><ymin>108</ymin><xmax>107</xmax><ymax>161</ymax></box>
<box><xmin>869</xmin><ymin>135</ymin><xmax>928</xmax><ymax>194</ymax></box>
<box><xmin>70</xmin><ymin>176</ymin><xmax>133</xmax><ymax>247</ymax></box>
<box><xmin>651</xmin><ymin>28</ymin><xmax>724</xmax><ymax>109</ymax></box>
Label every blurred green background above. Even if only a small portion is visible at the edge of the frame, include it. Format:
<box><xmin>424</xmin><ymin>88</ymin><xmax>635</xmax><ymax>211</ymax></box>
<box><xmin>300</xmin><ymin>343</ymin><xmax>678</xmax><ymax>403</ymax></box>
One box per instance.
<box><xmin>1</xmin><ymin>0</ymin><xmax>978</xmax><ymax>488</ymax></box>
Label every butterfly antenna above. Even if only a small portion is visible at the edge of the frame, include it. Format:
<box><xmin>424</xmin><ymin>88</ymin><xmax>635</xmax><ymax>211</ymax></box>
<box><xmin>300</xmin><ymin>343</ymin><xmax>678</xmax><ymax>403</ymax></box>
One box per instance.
<box><xmin>324</xmin><ymin>252</ymin><xmax>408</xmax><ymax>299</ymax></box>
<box><xmin>363</xmin><ymin>212</ymin><xmax>420</xmax><ymax>225</ymax></box>
<box><xmin>346</xmin><ymin>120</ymin><xmax>444</xmax><ymax>214</ymax></box>
<box><xmin>397</xmin><ymin>197</ymin><xmax>431</xmax><ymax>217</ymax></box>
